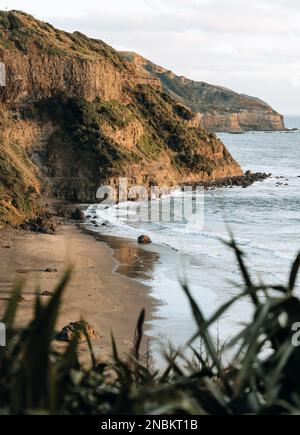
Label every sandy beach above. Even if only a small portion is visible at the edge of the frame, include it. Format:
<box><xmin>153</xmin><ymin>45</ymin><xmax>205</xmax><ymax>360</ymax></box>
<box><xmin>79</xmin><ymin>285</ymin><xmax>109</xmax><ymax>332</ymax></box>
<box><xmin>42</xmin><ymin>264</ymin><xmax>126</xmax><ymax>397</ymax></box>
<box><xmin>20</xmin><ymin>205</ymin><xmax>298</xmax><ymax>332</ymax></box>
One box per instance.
<box><xmin>0</xmin><ymin>222</ymin><xmax>155</xmax><ymax>361</ymax></box>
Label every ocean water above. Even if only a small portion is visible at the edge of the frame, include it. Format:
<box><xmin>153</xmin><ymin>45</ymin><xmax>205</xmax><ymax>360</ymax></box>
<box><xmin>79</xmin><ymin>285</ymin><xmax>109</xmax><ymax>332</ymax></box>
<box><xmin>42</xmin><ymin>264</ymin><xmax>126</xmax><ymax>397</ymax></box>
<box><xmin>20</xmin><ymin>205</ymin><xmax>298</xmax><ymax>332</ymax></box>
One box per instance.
<box><xmin>85</xmin><ymin>116</ymin><xmax>300</xmax><ymax>350</ymax></box>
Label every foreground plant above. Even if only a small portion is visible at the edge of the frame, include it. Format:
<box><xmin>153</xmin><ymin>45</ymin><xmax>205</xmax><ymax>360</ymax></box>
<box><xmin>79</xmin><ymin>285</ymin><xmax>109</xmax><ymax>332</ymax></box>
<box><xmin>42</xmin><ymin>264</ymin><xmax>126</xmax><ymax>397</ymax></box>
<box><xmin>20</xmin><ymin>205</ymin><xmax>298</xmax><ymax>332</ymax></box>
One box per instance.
<box><xmin>1</xmin><ymin>240</ymin><xmax>300</xmax><ymax>415</ymax></box>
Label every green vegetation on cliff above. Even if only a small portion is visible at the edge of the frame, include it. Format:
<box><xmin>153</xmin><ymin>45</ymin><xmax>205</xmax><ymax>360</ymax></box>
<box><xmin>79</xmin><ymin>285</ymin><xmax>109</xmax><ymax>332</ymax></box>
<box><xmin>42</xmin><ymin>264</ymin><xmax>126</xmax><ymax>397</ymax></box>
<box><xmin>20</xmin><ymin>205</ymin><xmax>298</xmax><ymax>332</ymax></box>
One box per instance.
<box><xmin>0</xmin><ymin>126</ymin><xmax>39</xmax><ymax>227</ymax></box>
<box><xmin>37</xmin><ymin>93</ymin><xmax>128</xmax><ymax>177</ymax></box>
<box><xmin>36</xmin><ymin>85</ymin><xmax>230</xmax><ymax>181</ymax></box>
<box><xmin>133</xmin><ymin>86</ymin><xmax>218</xmax><ymax>174</ymax></box>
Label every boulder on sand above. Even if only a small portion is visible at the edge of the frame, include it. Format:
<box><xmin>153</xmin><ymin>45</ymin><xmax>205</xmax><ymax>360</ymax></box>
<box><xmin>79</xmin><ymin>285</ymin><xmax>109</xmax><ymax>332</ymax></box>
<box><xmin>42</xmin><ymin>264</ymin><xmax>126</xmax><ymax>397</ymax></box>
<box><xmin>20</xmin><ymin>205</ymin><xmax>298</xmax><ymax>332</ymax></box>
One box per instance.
<box><xmin>45</xmin><ymin>268</ymin><xmax>58</xmax><ymax>273</ymax></box>
<box><xmin>55</xmin><ymin>320</ymin><xmax>97</xmax><ymax>342</ymax></box>
<box><xmin>22</xmin><ymin>213</ymin><xmax>56</xmax><ymax>234</ymax></box>
<box><xmin>138</xmin><ymin>235</ymin><xmax>152</xmax><ymax>245</ymax></box>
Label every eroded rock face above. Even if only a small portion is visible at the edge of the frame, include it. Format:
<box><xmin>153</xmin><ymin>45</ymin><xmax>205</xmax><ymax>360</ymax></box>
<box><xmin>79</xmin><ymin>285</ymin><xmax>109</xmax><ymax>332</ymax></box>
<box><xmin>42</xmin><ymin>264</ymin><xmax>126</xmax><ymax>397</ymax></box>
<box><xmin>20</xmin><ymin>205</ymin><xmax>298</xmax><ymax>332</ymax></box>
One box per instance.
<box><xmin>1</xmin><ymin>49</ymin><xmax>131</xmax><ymax>105</ymax></box>
<box><xmin>198</xmin><ymin>110</ymin><xmax>285</xmax><ymax>133</ymax></box>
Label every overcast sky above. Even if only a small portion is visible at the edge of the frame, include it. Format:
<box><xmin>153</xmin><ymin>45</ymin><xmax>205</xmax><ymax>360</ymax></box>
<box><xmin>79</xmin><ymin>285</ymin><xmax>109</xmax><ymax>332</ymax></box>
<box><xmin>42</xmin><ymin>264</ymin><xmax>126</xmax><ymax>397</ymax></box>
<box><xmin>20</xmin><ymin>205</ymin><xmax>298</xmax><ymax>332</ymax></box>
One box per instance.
<box><xmin>1</xmin><ymin>0</ymin><xmax>300</xmax><ymax>114</ymax></box>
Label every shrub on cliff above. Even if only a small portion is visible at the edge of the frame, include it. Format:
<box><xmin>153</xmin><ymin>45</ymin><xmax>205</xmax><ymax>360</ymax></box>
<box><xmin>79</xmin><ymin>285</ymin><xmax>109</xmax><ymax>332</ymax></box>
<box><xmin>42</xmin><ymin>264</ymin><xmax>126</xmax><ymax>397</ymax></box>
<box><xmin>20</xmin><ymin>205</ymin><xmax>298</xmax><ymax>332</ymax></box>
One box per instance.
<box><xmin>133</xmin><ymin>85</ymin><xmax>217</xmax><ymax>174</ymax></box>
<box><xmin>0</xmin><ymin>145</ymin><xmax>39</xmax><ymax>226</ymax></box>
<box><xmin>37</xmin><ymin>93</ymin><xmax>128</xmax><ymax>176</ymax></box>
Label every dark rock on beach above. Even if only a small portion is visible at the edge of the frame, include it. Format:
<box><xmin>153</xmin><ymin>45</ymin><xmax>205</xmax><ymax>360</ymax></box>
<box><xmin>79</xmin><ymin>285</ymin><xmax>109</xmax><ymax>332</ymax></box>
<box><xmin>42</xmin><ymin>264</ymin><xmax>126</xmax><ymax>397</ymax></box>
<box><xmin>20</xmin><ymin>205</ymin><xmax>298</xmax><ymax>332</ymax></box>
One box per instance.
<box><xmin>55</xmin><ymin>321</ymin><xmax>97</xmax><ymax>342</ymax></box>
<box><xmin>55</xmin><ymin>206</ymin><xmax>85</xmax><ymax>221</ymax></box>
<box><xmin>138</xmin><ymin>235</ymin><xmax>152</xmax><ymax>245</ymax></box>
<box><xmin>71</xmin><ymin>208</ymin><xmax>86</xmax><ymax>222</ymax></box>
<box><xmin>21</xmin><ymin>212</ymin><xmax>57</xmax><ymax>234</ymax></box>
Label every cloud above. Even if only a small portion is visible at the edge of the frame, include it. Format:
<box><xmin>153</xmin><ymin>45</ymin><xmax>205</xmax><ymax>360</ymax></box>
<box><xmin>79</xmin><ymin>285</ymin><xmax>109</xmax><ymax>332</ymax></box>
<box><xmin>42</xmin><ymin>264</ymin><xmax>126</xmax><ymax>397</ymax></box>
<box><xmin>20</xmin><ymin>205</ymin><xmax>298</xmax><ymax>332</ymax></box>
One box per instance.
<box><xmin>3</xmin><ymin>0</ymin><xmax>300</xmax><ymax>113</ymax></box>
<box><xmin>51</xmin><ymin>1</ymin><xmax>300</xmax><ymax>36</ymax></box>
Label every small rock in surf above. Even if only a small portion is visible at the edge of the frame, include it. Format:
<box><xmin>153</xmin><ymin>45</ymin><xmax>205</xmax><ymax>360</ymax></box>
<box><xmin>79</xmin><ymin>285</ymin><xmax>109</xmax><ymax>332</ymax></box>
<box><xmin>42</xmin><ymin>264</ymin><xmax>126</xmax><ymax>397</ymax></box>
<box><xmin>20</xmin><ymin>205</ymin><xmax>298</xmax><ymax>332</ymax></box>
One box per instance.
<box><xmin>138</xmin><ymin>235</ymin><xmax>152</xmax><ymax>245</ymax></box>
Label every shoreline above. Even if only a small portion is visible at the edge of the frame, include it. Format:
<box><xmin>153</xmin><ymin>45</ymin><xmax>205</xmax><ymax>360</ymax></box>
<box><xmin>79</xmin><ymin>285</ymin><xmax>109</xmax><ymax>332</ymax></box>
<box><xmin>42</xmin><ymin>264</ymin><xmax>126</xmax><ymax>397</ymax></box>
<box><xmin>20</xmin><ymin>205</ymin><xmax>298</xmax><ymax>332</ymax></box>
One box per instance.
<box><xmin>0</xmin><ymin>221</ymin><xmax>156</xmax><ymax>361</ymax></box>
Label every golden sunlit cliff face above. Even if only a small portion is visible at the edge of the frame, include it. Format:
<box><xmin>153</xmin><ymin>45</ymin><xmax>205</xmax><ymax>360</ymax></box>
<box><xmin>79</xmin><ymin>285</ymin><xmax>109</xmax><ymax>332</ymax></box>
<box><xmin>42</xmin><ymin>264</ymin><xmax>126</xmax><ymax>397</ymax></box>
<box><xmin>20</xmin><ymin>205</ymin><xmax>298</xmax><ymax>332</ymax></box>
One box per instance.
<box><xmin>0</xmin><ymin>11</ymin><xmax>242</xmax><ymax>226</ymax></box>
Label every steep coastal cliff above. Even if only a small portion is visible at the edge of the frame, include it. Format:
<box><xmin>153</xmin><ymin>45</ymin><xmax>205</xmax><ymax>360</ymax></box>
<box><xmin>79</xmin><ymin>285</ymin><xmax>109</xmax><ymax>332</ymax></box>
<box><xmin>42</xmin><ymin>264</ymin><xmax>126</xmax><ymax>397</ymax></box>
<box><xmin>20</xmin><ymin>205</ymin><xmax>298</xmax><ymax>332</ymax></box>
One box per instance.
<box><xmin>0</xmin><ymin>11</ymin><xmax>242</xmax><ymax>226</ymax></box>
<box><xmin>120</xmin><ymin>52</ymin><xmax>285</xmax><ymax>133</ymax></box>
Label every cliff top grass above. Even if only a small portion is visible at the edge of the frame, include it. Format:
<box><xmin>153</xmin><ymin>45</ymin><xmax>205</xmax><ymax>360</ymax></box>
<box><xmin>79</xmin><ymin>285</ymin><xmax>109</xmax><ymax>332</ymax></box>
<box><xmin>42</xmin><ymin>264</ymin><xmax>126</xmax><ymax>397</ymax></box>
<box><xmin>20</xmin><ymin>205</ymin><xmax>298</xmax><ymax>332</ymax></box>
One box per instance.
<box><xmin>0</xmin><ymin>10</ymin><xmax>128</xmax><ymax>70</ymax></box>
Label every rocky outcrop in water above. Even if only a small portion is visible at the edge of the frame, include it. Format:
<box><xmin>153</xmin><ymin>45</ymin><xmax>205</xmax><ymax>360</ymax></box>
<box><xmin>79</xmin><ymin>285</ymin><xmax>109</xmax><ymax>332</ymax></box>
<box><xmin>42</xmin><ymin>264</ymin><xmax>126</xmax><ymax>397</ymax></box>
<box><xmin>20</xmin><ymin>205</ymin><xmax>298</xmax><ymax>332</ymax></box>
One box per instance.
<box><xmin>185</xmin><ymin>172</ymin><xmax>272</xmax><ymax>190</ymax></box>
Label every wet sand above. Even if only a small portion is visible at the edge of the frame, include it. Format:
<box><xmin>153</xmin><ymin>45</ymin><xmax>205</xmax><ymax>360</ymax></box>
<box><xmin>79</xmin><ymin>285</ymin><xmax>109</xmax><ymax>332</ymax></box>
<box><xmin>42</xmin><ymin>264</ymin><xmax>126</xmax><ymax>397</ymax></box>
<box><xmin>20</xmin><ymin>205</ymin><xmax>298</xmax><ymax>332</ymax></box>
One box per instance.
<box><xmin>0</xmin><ymin>222</ymin><xmax>156</xmax><ymax>361</ymax></box>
